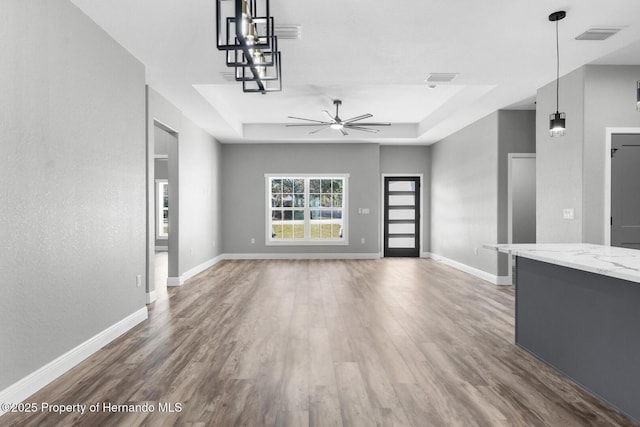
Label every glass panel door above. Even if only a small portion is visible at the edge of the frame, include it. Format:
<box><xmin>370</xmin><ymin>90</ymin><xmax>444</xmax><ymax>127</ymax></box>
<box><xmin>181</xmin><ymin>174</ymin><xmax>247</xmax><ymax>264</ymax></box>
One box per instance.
<box><xmin>384</xmin><ymin>177</ymin><xmax>420</xmax><ymax>257</ymax></box>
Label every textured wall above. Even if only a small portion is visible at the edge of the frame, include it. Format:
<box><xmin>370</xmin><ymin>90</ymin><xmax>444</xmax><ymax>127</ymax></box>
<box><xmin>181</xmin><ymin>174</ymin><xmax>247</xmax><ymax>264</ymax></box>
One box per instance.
<box><xmin>379</xmin><ymin>145</ymin><xmax>432</xmax><ymax>253</ymax></box>
<box><xmin>0</xmin><ymin>0</ymin><xmax>146</xmax><ymax>389</ymax></box>
<box><xmin>221</xmin><ymin>143</ymin><xmax>380</xmax><ymax>255</ymax></box>
<box><xmin>430</xmin><ymin>112</ymin><xmax>500</xmax><ymax>275</ymax></box>
<box><xmin>146</xmin><ymin>88</ymin><xmax>222</xmax><ymax>284</ymax></box>
<box><xmin>536</xmin><ymin>64</ymin><xmax>640</xmax><ymax>244</ymax></box>
<box><xmin>535</xmin><ymin>68</ymin><xmax>585</xmax><ymax>243</ymax></box>
<box><xmin>497</xmin><ymin>110</ymin><xmax>536</xmax><ymax>274</ymax></box>
<box><xmin>178</xmin><ymin>116</ymin><xmax>222</xmax><ymax>271</ymax></box>
<box><xmin>582</xmin><ymin>65</ymin><xmax>640</xmax><ymax>244</ymax></box>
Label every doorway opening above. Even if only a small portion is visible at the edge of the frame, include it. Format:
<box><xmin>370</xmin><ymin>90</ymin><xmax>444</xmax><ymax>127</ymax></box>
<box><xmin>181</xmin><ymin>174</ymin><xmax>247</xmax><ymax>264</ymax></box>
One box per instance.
<box><xmin>507</xmin><ymin>153</ymin><xmax>536</xmax><ymax>283</ymax></box>
<box><xmin>146</xmin><ymin>121</ymin><xmax>179</xmax><ymax>304</ymax></box>
<box><xmin>383</xmin><ymin>176</ymin><xmax>421</xmax><ymax>257</ymax></box>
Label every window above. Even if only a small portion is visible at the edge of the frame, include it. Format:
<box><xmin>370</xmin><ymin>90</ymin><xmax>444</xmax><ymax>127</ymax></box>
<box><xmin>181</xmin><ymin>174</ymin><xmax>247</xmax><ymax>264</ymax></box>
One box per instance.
<box><xmin>266</xmin><ymin>174</ymin><xmax>348</xmax><ymax>245</ymax></box>
<box><xmin>157</xmin><ymin>180</ymin><xmax>169</xmax><ymax>238</ymax></box>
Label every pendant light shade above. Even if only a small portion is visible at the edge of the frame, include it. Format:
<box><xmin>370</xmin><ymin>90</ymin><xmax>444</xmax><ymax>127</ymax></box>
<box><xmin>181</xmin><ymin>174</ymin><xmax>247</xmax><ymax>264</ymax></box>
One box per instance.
<box><xmin>549</xmin><ymin>11</ymin><xmax>566</xmax><ymax>137</ymax></box>
<box><xmin>549</xmin><ymin>111</ymin><xmax>566</xmax><ymax>137</ymax></box>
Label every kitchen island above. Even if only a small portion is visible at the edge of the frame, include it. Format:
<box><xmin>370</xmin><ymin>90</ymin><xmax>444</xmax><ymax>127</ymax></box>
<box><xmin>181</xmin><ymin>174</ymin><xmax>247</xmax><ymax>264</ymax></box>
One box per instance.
<box><xmin>484</xmin><ymin>243</ymin><xmax>640</xmax><ymax>425</ymax></box>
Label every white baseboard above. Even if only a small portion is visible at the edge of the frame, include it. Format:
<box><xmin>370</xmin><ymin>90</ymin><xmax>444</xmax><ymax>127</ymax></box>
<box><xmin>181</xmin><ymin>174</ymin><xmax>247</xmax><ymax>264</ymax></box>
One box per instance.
<box><xmin>223</xmin><ymin>252</ymin><xmax>380</xmax><ymax>260</ymax></box>
<box><xmin>425</xmin><ymin>252</ymin><xmax>511</xmax><ymax>286</ymax></box>
<box><xmin>167</xmin><ymin>254</ymin><xmax>225</xmax><ymax>287</ymax></box>
<box><xmin>0</xmin><ymin>307</ymin><xmax>148</xmax><ymax>416</ymax></box>
<box><xmin>146</xmin><ymin>290</ymin><xmax>157</xmax><ymax>304</ymax></box>
<box><xmin>167</xmin><ymin>276</ymin><xmax>183</xmax><ymax>287</ymax></box>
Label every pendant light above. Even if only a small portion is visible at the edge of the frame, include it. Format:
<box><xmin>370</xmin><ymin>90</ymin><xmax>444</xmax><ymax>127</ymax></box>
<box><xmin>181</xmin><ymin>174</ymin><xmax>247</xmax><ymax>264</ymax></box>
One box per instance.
<box><xmin>636</xmin><ymin>81</ymin><xmax>639</xmax><ymax>111</ymax></box>
<box><xmin>216</xmin><ymin>0</ymin><xmax>282</xmax><ymax>93</ymax></box>
<box><xmin>549</xmin><ymin>11</ymin><xmax>566</xmax><ymax>137</ymax></box>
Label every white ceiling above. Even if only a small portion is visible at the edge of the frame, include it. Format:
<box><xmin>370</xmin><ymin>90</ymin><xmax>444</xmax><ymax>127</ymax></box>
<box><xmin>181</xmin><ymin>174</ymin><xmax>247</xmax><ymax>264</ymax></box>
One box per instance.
<box><xmin>71</xmin><ymin>0</ymin><xmax>640</xmax><ymax>144</ymax></box>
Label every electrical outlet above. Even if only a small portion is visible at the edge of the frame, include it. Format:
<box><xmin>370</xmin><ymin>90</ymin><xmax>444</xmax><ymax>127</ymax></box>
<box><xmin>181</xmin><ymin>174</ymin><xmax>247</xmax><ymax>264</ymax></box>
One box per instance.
<box><xmin>563</xmin><ymin>208</ymin><xmax>575</xmax><ymax>220</ymax></box>
<box><xmin>361</xmin><ymin>238</ymin><xmax>366</xmax><ymax>244</ymax></box>
<box><xmin>250</xmin><ymin>237</ymin><xmax>255</xmax><ymax>244</ymax></box>
<box><xmin>136</xmin><ymin>274</ymin><xmax>142</xmax><ymax>288</ymax></box>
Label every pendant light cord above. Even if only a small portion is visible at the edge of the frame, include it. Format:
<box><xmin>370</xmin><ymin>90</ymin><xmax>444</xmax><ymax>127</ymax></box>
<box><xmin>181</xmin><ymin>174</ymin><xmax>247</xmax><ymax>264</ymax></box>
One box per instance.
<box><xmin>555</xmin><ymin>19</ymin><xmax>560</xmax><ymax>113</ymax></box>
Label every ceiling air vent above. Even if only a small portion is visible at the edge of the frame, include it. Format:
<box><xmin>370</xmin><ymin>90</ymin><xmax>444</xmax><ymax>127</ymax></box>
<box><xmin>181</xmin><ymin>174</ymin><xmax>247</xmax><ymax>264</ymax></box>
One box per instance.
<box><xmin>425</xmin><ymin>73</ymin><xmax>458</xmax><ymax>88</ymax></box>
<box><xmin>575</xmin><ymin>28</ymin><xmax>622</xmax><ymax>41</ymax></box>
<box><xmin>274</xmin><ymin>25</ymin><xmax>302</xmax><ymax>40</ymax></box>
<box><xmin>425</xmin><ymin>73</ymin><xmax>459</xmax><ymax>83</ymax></box>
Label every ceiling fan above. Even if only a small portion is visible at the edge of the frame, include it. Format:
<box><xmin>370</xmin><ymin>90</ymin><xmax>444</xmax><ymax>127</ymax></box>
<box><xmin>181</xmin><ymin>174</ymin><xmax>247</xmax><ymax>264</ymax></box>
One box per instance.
<box><xmin>286</xmin><ymin>99</ymin><xmax>391</xmax><ymax>135</ymax></box>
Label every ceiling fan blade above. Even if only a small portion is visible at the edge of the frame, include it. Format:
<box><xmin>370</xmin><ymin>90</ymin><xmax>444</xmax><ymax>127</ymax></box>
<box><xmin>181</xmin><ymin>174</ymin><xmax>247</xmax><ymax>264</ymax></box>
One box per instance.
<box><xmin>321</xmin><ymin>110</ymin><xmax>335</xmax><ymax>122</ymax></box>
<box><xmin>309</xmin><ymin>125</ymin><xmax>331</xmax><ymax>134</ymax></box>
<box><xmin>343</xmin><ymin>113</ymin><xmax>373</xmax><ymax>123</ymax></box>
<box><xmin>344</xmin><ymin>125</ymin><xmax>380</xmax><ymax>133</ymax></box>
<box><xmin>286</xmin><ymin>123</ymin><xmax>331</xmax><ymax>127</ymax></box>
<box><xmin>349</xmin><ymin>122</ymin><xmax>391</xmax><ymax>126</ymax></box>
<box><xmin>287</xmin><ymin>116</ymin><xmax>329</xmax><ymax>124</ymax></box>
<box><xmin>339</xmin><ymin>128</ymin><xmax>348</xmax><ymax>136</ymax></box>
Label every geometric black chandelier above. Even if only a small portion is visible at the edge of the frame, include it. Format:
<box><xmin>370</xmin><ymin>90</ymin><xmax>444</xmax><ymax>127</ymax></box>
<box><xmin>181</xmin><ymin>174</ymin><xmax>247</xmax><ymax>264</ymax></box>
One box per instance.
<box><xmin>549</xmin><ymin>10</ymin><xmax>566</xmax><ymax>137</ymax></box>
<box><xmin>216</xmin><ymin>0</ymin><xmax>282</xmax><ymax>93</ymax></box>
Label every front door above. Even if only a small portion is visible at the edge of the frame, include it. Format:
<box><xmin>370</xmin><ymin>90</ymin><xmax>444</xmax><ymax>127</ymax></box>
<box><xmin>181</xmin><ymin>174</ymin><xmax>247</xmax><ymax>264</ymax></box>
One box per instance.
<box><xmin>611</xmin><ymin>134</ymin><xmax>640</xmax><ymax>249</ymax></box>
<box><xmin>384</xmin><ymin>177</ymin><xmax>420</xmax><ymax>257</ymax></box>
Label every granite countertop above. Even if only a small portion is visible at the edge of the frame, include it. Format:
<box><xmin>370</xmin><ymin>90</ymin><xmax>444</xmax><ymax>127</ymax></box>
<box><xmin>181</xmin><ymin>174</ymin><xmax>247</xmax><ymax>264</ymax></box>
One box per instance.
<box><xmin>483</xmin><ymin>243</ymin><xmax>640</xmax><ymax>284</ymax></box>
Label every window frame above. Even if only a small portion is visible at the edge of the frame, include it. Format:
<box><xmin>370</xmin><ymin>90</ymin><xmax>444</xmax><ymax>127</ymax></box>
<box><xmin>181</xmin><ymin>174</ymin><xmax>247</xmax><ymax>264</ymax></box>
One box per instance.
<box><xmin>265</xmin><ymin>173</ymin><xmax>349</xmax><ymax>246</ymax></box>
<box><xmin>156</xmin><ymin>179</ymin><xmax>169</xmax><ymax>239</ymax></box>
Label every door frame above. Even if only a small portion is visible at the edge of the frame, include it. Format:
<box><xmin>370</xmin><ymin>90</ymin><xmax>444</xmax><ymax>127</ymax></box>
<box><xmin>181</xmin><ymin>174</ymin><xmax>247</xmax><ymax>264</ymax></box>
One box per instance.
<box><xmin>380</xmin><ymin>173</ymin><xmax>424</xmax><ymax>258</ymax></box>
<box><xmin>604</xmin><ymin>128</ymin><xmax>640</xmax><ymax>246</ymax></box>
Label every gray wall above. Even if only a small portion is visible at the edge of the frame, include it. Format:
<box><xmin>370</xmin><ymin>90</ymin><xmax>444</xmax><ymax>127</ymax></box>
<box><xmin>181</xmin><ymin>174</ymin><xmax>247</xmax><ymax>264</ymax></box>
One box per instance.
<box><xmin>380</xmin><ymin>145</ymin><xmax>432</xmax><ymax>253</ymax></box>
<box><xmin>146</xmin><ymin>88</ymin><xmax>222</xmax><ymax>282</ymax></box>
<box><xmin>497</xmin><ymin>110</ymin><xmax>536</xmax><ymax>274</ymax></box>
<box><xmin>430</xmin><ymin>112</ymin><xmax>500</xmax><ymax>275</ymax></box>
<box><xmin>536</xmin><ymin>67</ymin><xmax>585</xmax><ymax>243</ymax></box>
<box><xmin>583</xmin><ymin>65</ymin><xmax>640</xmax><ymax>244</ymax></box>
<box><xmin>155</xmin><ymin>159</ymin><xmax>169</xmax><ymax>179</ymax></box>
<box><xmin>221</xmin><ymin>143</ymin><xmax>381</xmax><ymax>255</ymax></box>
<box><xmin>178</xmin><ymin>116</ymin><xmax>223</xmax><ymax>271</ymax></box>
<box><xmin>536</xmin><ymin>64</ymin><xmax>640</xmax><ymax>244</ymax></box>
<box><xmin>0</xmin><ymin>0</ymin><xmax>146</xmax><ymax>389</ymax></box>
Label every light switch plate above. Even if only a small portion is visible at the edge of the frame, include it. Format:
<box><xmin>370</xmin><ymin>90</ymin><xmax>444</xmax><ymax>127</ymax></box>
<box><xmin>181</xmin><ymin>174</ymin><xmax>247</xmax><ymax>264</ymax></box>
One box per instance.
<box><xmin>563</xmin><ymin>208</ymin><xmax>575</xmax><ymax>220</ymax></box>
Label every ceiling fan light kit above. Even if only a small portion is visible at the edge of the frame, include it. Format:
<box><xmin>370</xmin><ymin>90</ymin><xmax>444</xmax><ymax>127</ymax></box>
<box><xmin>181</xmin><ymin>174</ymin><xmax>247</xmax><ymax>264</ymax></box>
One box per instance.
<box><xmin>287</xmin><ymin>99</ymin><xmax>391</xmax><ymax>136</ymax></box>
<box><xmin>216</xmin><ymin>0</ymin><xmax>282</xmax><ymax>93</ymax></box>
<box><xmin>549</xmin><ymin>10</ymin><xmax>567</xmax><ymax>137</ymax></box>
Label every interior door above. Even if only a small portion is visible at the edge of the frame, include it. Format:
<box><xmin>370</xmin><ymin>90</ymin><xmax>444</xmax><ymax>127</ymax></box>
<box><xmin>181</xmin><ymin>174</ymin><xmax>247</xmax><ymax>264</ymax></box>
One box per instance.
<box><xmin>611</xmin><ymin>134</ymin><xmax>640</xmax><ymax>249</ymax></box>
<box><xmin>384</xmin><ymin>177</ymin><xmax>420</xmax><ymax>257</ymax></box>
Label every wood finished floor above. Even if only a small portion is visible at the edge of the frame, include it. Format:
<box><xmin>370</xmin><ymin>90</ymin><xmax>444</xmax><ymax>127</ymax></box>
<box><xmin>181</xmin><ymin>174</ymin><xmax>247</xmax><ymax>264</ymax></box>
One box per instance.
<box><xmin>3</xmin><ymin>259</ymin><xmax>636</xmax><ymax>427</ymax></box>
